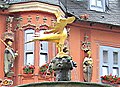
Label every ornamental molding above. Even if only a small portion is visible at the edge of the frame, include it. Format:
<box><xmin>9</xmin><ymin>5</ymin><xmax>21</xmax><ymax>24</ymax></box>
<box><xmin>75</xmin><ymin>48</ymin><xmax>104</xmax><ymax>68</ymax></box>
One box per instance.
<box><xmin>1</xmin><ymin>79</ymin><xmax>13</xmax><ymax>86</ymax></box>
<box><xmin>95</xmin><ymin>40</ymin><xmax>120</xmax><ymax>48</ymax></box>
<box><xmin>21</xmin><ymin>23</ymin><xmax>49</xmax><ymax>30</ymax></box>
<box><xmin>81</xmin><ymin>35</ymin><xmax>91</xmax><ymax>52</ymax></box>
<box><xmin>22</xmin><ymin>23</ymin><xmax>36</xmax><ymax>30</ymax></box>
<box><xmin>9</xmin><ymin>2</ymin><xmax>65</xmax><ymax>17</ymax></box>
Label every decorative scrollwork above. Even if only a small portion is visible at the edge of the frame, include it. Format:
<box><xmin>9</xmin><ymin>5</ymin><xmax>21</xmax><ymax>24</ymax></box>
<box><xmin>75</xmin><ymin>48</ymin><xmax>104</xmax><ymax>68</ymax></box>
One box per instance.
<box><xmin>81</xmin><ymin>35</ymin><xmax>91</xmax><ymax>52</ymax></box>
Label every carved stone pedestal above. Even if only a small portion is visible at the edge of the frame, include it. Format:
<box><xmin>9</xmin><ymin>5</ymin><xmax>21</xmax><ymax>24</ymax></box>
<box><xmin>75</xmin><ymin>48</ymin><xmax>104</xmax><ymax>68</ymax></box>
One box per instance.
<box><xmin>49</xmin><ymin>55</ymin><xmax>77</xmax><ymax>81</ymax></box>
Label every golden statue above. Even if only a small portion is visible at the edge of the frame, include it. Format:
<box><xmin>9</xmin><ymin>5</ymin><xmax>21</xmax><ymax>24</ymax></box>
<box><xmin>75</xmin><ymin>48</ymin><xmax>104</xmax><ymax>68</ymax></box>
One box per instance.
<box><xmin>26</xmin><ymin>12</ymin><xmax>75</xmax><ymax>57</ymax></box>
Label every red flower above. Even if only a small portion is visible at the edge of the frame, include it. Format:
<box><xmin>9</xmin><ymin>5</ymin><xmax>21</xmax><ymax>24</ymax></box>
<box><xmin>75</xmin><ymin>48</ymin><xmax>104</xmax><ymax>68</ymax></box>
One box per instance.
<box><xmin>23</xmin><ymin>64</ymin><xmax>35</xmax><ymax>74</ymax></box>
<box><xmin>114</xmin><ymin>75</ymin><xmax>117</xmax><ymax>78</ymax></box>
<box><xmin>104</xmin><ymin>75</ymin><xmax>107</xmax><ymax>79</ymax></box>
<box><xmin>110</xmin><ymin>74</ymin><xmax>112</xmax><ymax>76</ymax></box>
<box><xmin>101</xmin><ymin>74</ymin><xmax>120</xmax><ymax>84</ymax></box>
<box><xmin>39</xmin><ymin>63</ymin><xmax>53</xmax><ymax>77</ymax></box>
<box><xmin>29</xmin><ymin>65</ymin><xmax>35</xmax><ymax>69</ymax></box>
<box><xmin>23</xmin><ymin>66</ymin><xmax>26</xmax><ymax>68</ymax></box>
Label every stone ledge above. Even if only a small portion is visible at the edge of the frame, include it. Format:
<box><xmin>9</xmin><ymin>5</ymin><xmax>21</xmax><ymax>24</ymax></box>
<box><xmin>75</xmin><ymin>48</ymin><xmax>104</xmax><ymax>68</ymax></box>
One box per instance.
<box><xmin>15</xmin><ymin>81</ymin><xmax>112</xmax><ymax>87</ymax></box>
<box><xmin>8</xmin><ymin>2</ymin><xmax>65</xmax><ymax>17</ymax></box>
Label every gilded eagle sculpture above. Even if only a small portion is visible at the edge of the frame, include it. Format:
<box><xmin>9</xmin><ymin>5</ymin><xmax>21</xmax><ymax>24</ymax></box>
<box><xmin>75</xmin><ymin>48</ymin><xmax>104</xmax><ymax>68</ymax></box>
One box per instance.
<box><xmin>25</xmin><ymin>13</ymin><xmax>75</xmax><ymax>57</ymax></box>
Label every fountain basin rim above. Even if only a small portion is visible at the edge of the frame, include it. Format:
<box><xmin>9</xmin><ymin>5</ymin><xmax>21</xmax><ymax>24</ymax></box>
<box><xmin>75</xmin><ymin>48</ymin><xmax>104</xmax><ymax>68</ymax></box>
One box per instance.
<box><xmin>15</xmin><ymin>81</ymin><xmax>112</xmax><ymax>87</ymax></box>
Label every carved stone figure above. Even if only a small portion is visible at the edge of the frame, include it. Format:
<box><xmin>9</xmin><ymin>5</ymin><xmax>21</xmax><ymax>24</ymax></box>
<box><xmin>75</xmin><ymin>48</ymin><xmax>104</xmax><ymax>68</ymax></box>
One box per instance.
<box><xmin>1</xmin><ymin>30</ymin><xmax>18</xmax><ymax>77</ymax></box>
<box><xmin>49</xmin><ymin>55</ymin><xmax>77</xmax><ymax>81</ymax></box>
<box><xmin>83</xmin><ymin>51</ymin><xmax>93</xmax><ymax>82</ymax></box>
<box><xmin>4</xmin><ymin>40</ymin><xmax>18</xmax><ymax>77</ymax></box>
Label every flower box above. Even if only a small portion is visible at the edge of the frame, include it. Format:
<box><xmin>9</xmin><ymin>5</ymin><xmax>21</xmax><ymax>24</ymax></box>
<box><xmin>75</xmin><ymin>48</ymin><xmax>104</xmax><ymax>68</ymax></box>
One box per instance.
<box><xmin>22</xmin><ymin>74</ymin><xmax>34</xmax><ymax>78</ymax></box>
<box><xmin>101</xmin><ymin>74</ymin><xmax>120</xmax><ymax>85</ymax></box>
<box><xmin>23</xmin><ymin>64</ymin><xmax>35</xmax><ymax>74</ymax></box>
<box><xmin>39</xmin><ymin>63</ymin><xmax>53</xmax><ymax>78</ymax></box>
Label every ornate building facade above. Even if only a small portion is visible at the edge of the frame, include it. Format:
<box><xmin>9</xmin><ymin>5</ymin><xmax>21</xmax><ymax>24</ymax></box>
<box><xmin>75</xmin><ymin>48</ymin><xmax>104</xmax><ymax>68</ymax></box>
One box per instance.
<box><xmin>0</xmin><ymin>0</ymin><xmax>120</xmax><ymax>86</ymax></box>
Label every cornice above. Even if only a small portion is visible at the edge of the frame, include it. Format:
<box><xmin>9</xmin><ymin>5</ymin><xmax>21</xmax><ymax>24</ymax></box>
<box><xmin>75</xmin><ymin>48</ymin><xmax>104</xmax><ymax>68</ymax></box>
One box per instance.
<box><xmin>8</xmin><ymin>2</ymin><xmax>65</xmax><ymax>16</ymax></box>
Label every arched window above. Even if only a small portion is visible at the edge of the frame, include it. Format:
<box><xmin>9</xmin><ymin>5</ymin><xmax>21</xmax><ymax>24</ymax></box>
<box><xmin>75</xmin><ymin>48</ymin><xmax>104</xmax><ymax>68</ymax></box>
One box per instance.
<box><xmin>24</xmin><ymin>29</ymin><xmax>35</xmax><ymax>65</ymax></box>
<box><xmin>39</xmin><ymin>29</ymin><xmax>48</xmax><ymax>66</ymax></box>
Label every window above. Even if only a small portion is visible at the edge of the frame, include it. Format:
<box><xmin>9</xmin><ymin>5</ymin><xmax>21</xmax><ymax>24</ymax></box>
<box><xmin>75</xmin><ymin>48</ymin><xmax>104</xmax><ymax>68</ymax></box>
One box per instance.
<box><xmin>76</xmin><ymin>0</ymin><xmax>83</xmax><ymax>1</ymax></box>
<box><xmin>113</xmin><ymin>52</ymin><xmax>118</xmax><ymax>65</ymax></box>
<box><xmin>103</xmin><ymin>50</ymin><xmax>108</xmax><ymax>64</ymax></box>
<box><xmin>100</xmin><ymin>46</ymin><xmax>120</xmax><ymax>79</ymax></box>
<box><xmin>24</xmin><ymin>29</ymin><xmax>34</xmax><ymax>65</ymax></box>
<box><xmin>25</xmin><ymin>52</ymin><xmax>34</xmax><ymax>65</ymax></box>
<box><xmin>102</xmin><ymin>66</ymin><xmax>109</xmax><ymax>76</ymax></box>
<box><xmin>91</xmin><ymin>0</ymin><xmax>102</xmax><ymax>7</ymax></box>
<box><xmin>39</xmin><ymin>53</ymin><xmax>48</xmax><ymax>66</ymax></box>
<box><xmin>39</xmin><ymin>30</ymin><xmax>48</xmax><ymax>66</ymax></box>
<box><xmin>89</xmin><ymin>0</ymin><xmax>108</xmax><ymax>12</ymax></box>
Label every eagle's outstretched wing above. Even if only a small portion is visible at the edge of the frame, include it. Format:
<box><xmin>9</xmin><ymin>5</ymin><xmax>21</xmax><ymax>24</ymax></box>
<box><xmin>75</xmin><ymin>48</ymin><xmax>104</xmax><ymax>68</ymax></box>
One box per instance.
<box><xmin>66</xmin><ymin>16</ymin><xmax>76</xmax><ymax>24</ymax></box>
<box><xmin>45</xmin><ymin>16</ymin><xmax>75</xmax><ymax>34</ymax></box>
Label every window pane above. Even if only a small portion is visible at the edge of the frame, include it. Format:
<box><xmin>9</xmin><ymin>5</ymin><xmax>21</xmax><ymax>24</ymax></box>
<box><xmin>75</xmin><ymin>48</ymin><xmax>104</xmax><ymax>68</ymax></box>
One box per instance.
<box><xmin>97</xmin><ymin>0</ymin><xmax>102</xmax><ymax>7</ymax></box>
<box><xmin>39</xmin><ymin>30</ymin><xmax>48</xmax><ymax>53</ymax></box>
<box><xmin>113</xmin><ymin>67</ymin><xmax>119</xmax><ymax>76</ymax></box>
<box><xmin>24</xmin><ymin>30</ymin><xmax>34</xmax><ymax>66</ymax></box>
<box><xmin>102</xmin><ymin>66</ymin><xmax>108</xmax><ymax>76</ymax></box>
<box><xmin>26</xmin><ymin>53</ymin><xmax>34</xmax><ymax>65</ymax></box>
<box><xmin>39</xmin><ymin>53</ymin><xmax>48</xmax><ymax>66</ymax></box>
<box><xmin>91</xmin><ymin>0</ymin><xmax>96</xmax><ymax>6</ymax></box>
<box><xmin>103</xmin><ymin>50</ymin><xmax>108</xmax><ymax>63</ymax></box>
<box><xmin>26</xmin><ymin>33</ymin><xmax>34</xmax><ymax>51</ymax></box>
<box><xmin>40</xmin><ymin>41</ymin><xmax>48</xmax><ymax>52</ymax></box>
<box><xmin>40</xmin><ymin>30</ymin><xmax>45</xmax><ymax>35</ymax></box>
<box><xmin>113</xmin><ymin>52</ymin><xmax>118</xmax><ymax>65</ymax></box>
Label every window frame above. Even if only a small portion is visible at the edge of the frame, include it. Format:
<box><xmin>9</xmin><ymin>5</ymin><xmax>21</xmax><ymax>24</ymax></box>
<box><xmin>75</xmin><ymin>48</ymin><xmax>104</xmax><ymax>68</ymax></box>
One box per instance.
<box><xmin>39</xmin><ymin>29</ymin><xmax>49</xmax><ymax>66</ymax></box>
<box><xmin>25</xmin><ymin>52</ymin><xmax>34</xmax><ymax>65</ymax></box>
<box><xmin>100</xmin><ymin>46</ymin><xmax>120</xmax><ymax>79</ymax></box>
<box><xmin>39</xmin><ymin>53</ymin><xmax>48</xmax><ymax>67</ymax></box>
<box><xmin>89</xmin><ymin>0</ymin><xmax>108</xmax><ymax>12</ymax></box>
<box><xmin>24</xmin><ymin>29</ymin><xmax>35</xmax><ymax>65</ymax></box>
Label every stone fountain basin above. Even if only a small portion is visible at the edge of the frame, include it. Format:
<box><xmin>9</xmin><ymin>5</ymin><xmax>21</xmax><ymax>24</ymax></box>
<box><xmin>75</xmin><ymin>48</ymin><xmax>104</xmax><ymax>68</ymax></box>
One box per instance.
<box><xmin>15</xmin><ymin>81</ymin><xmax>112</xmax><ymax>87</ymax></box>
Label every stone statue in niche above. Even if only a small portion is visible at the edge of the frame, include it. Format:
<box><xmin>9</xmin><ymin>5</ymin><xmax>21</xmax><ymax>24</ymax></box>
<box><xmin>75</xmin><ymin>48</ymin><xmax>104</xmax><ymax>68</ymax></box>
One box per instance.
<box><xmin>2</xmin><ymin>31</ymin><xmax>18</xmax><ymax>77</ymax></box>
<box><xmin>83</xmin><ymin>50</ymin><xmax>93</xmax><ymax>82</ymax></box>
<box><xmin>81</xmin><ymin>34</ymin><xmax>93</xmax><ymax>82</ymax></box>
